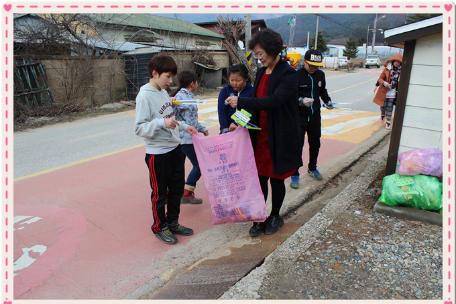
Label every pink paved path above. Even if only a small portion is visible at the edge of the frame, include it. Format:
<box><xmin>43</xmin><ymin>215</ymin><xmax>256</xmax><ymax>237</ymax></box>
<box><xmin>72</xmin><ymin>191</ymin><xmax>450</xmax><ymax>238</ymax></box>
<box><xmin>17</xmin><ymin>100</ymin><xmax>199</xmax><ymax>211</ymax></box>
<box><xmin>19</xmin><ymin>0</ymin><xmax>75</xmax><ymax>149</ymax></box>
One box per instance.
<box><xmin>14</xmin><ymin>127</ymin><xmax>355</xmax><ymax>298</ymax></box>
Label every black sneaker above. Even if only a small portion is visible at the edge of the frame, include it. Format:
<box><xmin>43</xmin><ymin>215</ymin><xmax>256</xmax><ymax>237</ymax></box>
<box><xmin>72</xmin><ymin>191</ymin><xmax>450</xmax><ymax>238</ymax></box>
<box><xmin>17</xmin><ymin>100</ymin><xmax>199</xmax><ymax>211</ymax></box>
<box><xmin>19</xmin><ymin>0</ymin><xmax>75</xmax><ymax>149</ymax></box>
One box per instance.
<box><xmin>169</xmin><ymin>224</ymin><xmax>194</xmax><ymax>236</ymax></box>
<box><xmin>249</xmin><ymin>222</ymin><xmax>265</xmax><ymax>237</ymax></box>
<box><xmin>181</xmin><ymin>196</ymin><xmax>203</xmax><ymax>204</ymax></box>
<box><xmin>264</xmin><ymin>215</ymin><xmax>284</xmax><ymax>235</ymax></box>
<box><xmin>154</xmin><ymin>227</ymin><xmax>177</xmax><ymax>245</ymax></box>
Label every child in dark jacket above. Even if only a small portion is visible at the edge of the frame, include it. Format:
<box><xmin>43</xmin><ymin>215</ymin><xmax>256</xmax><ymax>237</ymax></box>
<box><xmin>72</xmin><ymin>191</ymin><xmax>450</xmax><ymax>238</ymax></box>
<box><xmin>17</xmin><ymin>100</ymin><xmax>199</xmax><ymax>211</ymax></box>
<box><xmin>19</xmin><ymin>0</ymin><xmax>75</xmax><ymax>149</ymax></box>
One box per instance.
<box><xmin>217</xmin><ymin>64</ymin><xmax>254</xmax><ymax>134</ymax></box>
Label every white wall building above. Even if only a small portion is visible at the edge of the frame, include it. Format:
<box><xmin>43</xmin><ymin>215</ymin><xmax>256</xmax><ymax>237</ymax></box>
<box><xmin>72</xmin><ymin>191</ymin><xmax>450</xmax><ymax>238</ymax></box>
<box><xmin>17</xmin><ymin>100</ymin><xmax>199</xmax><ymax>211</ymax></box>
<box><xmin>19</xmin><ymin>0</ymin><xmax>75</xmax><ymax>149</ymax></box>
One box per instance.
<box><xmin>383</xmin><ymin>16</ymin><xmax>443</xmax><ymax>174</ymax></box>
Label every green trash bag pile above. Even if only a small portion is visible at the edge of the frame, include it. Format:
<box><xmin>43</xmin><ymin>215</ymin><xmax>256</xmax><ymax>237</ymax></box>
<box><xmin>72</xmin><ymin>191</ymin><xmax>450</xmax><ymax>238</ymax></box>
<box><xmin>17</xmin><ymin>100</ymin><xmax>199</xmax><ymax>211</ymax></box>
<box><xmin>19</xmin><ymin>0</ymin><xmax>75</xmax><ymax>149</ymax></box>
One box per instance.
<box><xmin>379</xmin><ymin>174</ymin><xmax>442</xmax><ymax>211</ymax></box>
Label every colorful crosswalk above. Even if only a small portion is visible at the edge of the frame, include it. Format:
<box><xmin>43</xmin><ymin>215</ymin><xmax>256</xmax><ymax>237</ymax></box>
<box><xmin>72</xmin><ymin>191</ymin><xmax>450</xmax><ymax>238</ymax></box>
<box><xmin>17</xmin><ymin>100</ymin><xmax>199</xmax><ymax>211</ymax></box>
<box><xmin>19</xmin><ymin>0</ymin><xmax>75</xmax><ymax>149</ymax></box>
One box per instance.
<box><xmin>196</xmin><ymin>99</ymin><xmax>383</xmax><ymax>144</ymax></box>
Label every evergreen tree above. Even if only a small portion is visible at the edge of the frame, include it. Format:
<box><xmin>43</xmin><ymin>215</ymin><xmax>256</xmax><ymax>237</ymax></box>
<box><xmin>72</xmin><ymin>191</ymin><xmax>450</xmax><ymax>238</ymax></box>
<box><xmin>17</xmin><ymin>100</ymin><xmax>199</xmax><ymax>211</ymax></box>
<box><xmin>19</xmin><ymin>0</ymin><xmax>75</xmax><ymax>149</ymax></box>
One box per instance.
<box><xmin>310</xmin><ymin>32</ymin><xmax>328</xmax><ymax>53</ymax></box>
<box><xmin>343</xmin><ymin>38</ymin><xmax>358</xmax><ymax>60</ymax></box>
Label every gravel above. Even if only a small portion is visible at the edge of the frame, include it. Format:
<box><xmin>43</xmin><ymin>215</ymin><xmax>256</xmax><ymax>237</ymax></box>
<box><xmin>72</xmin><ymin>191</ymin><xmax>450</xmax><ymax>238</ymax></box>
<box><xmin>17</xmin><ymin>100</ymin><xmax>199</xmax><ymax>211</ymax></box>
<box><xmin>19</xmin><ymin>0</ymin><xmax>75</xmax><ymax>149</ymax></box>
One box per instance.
<box><xmin>258</xmin><ymin>180</ymin><xmax>442</xmax><ymax>300</ymax></box>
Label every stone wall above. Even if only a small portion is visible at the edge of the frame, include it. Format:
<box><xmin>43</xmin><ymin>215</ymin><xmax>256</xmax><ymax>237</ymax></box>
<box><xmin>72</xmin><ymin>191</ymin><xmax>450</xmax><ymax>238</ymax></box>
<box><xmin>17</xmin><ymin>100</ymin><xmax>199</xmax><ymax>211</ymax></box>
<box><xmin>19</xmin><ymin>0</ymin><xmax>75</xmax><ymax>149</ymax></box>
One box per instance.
<box><xmin>41</xmin><ymin>57</ymin><xmax>127</xmax><ymax>106</ymax></box>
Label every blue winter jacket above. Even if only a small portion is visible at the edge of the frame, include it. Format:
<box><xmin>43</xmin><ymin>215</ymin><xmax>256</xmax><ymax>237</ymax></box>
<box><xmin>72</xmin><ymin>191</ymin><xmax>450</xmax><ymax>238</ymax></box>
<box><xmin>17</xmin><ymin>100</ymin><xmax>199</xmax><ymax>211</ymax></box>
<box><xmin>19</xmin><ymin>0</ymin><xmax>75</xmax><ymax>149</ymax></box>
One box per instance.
<box><xmin>217</xmin><ymin>84</ymin><xmax>254</xmax><ymax>133</ymax></box>
<box><xmin>173</xmin><ymin>88</ymin><xmax>207</xmax><ymax>144</ymax></box>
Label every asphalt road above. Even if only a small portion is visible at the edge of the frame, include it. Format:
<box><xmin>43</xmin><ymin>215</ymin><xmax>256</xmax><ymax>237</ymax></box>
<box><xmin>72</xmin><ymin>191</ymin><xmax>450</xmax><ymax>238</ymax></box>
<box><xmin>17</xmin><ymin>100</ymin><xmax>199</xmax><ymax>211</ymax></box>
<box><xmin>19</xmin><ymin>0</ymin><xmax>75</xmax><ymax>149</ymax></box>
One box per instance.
<box><xmin>326</xmin><ymin>67</ymin><xmax>381</xmax><ymax>112</ymax></box>
<box><xmin>14</xmin><ymin>67</ymin><xmax>383</xmax><ymax>178</ymax></box>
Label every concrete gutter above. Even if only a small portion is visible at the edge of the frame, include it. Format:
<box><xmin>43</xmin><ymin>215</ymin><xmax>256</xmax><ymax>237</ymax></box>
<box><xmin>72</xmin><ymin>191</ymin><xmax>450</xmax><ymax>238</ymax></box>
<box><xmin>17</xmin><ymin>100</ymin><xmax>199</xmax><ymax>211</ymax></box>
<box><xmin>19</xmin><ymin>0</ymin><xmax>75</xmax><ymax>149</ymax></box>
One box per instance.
<box><xmin>221</xmin><ymin>140</ymin><xmax>389</xmax><ymax>299</ymax></box>
<box><xmin>279</xmin><ymin>128</ymin><xmax>390</xmax><ymax>218</ymax></box>
<box><xmin>374</xmin><ymin>202</ymin><xmax>442</xmax><ymax>226</ymax></box>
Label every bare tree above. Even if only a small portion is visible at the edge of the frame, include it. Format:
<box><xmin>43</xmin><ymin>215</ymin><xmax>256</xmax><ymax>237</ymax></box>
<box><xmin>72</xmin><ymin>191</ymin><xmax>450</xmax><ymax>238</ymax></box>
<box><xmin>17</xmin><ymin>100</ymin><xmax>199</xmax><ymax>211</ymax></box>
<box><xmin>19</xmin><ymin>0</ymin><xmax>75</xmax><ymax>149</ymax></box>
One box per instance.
<box><xmin>15</xmin><ymin>14</ymin><xmax>103</xmax><ymax>56</ymax></box>
<box><xmin>15</xmin><ymin>14</ymin><xmax>133</xmax><ymax>113</ymax></box>
<box><xmin>215</xmin><ymin>16</ymin><xmax>255</xmax><ymax>82</ymax></box>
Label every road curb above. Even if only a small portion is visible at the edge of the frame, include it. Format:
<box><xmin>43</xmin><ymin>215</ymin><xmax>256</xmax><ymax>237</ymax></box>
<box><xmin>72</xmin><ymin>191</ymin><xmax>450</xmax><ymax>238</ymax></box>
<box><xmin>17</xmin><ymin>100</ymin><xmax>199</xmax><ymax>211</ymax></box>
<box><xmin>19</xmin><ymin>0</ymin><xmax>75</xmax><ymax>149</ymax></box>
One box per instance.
<box><xmin>280</xmin><ymin>128</ymin><xmax>390</xmax><ymax>218</ymax></box>
<box><xmin>373</xmin><ymin>202</ymin><xmax>442</xmax><ymax>226</ymax></box>
<box><xmin>221</xmin><ymin>133</ymin><xmax>389</xmax><ymax>299</ymax></box>
<box><xmin>129</xmin><ymin>128</ymin><xmax>390</xmax><ymax>299</ymax></box>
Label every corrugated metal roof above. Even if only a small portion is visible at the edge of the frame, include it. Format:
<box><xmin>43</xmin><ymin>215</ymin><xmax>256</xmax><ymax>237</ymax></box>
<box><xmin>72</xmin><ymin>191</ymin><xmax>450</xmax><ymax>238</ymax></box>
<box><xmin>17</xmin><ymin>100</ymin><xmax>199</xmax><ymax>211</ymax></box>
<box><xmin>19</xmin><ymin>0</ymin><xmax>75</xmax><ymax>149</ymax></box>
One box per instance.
<box><xmin>123</xmin><ymin>46</ymin><xmax>176</xmax><ymax>55</ymax></box>
<box><xmin>384</xmin><ymin>15</ymin><xmax>443</xmax><ymax>39</ymax></box>
<box><xmin>89</xmin><ymin>40</ymin><xmax>149</xmax><ymax>52</ymax></box>
<box><xmin>89</xmin><ymin>14</ymin><xmax>224</xmax><ymax>39</ymax></box>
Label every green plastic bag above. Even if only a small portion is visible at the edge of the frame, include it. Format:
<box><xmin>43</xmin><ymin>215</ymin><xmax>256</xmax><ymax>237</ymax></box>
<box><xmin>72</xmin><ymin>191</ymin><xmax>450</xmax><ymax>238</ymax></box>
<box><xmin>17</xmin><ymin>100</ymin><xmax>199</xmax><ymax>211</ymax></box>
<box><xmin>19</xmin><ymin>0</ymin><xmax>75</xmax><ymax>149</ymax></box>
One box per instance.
<box><xmin>379</xmin><ymin>174</ymin><xmax>442</xmax><ymax>211</ymax></box>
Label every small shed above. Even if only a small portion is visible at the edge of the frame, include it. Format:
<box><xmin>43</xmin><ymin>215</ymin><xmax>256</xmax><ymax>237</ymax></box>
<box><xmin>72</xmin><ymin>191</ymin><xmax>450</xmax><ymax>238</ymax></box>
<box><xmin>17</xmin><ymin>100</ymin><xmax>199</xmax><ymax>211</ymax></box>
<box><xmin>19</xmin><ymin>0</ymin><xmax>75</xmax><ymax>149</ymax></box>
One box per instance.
<box><xmin>193</xmin><ymin>62</ymin><xmax>222</xmax><ymax>89</ymax></box>
<box><xmin>122</xmin><ymin>47</ymin><xmax>167</xmax><ymax>100</ymax></box>
<box><xmin>383</xmin><ymin>16</ymin><xmax>443</xmax><ymax>174</ymax></box>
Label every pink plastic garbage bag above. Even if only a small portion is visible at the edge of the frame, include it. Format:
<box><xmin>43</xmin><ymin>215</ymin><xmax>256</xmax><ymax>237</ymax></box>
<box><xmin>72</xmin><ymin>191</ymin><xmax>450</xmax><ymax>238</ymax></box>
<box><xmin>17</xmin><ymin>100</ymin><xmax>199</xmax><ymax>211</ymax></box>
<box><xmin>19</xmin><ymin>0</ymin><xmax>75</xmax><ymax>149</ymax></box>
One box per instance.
<box><xmin>193</xmin><ymin>127</ymin><xmax>267</xmax><ymax>224</ymax></box>
<box><xmin>398</xmin><ymin>148</ymin><xmax>442</xmax><ymax>177</ymax></box>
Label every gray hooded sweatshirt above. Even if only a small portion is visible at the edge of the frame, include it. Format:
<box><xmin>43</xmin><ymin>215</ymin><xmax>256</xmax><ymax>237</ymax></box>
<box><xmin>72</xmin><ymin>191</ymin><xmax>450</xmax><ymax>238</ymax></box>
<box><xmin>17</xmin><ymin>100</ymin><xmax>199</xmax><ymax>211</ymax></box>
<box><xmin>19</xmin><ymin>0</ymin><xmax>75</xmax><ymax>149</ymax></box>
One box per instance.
<box><xmin>135</xmin><ymin>83</ymin><xmax>189</xmax><ymax>154</ymax></box>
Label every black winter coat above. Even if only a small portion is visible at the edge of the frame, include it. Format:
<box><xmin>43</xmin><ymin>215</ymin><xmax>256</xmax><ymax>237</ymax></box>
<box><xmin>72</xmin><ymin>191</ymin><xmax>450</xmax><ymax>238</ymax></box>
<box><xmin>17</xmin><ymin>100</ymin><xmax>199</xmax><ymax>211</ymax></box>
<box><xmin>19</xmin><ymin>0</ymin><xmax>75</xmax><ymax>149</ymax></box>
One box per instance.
<box><xmin>296</xmin><ymin>68</ymin><xmax>331</xmax><ymax>118</ymax></box>
<box><xmin>237</xmin><ymin>60</ymin><xmax>302</xmax><ymax>175</ymax></box>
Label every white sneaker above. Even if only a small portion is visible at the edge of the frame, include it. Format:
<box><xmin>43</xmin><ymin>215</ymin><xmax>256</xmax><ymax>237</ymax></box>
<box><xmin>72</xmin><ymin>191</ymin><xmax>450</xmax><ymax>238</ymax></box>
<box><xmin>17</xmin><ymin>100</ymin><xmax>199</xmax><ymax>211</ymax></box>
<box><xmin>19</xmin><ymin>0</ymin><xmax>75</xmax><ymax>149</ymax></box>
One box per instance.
<box><xmin>385</xmin><ymin>120</ymin><xmax>392</xmax><ymax>130</ymax></box>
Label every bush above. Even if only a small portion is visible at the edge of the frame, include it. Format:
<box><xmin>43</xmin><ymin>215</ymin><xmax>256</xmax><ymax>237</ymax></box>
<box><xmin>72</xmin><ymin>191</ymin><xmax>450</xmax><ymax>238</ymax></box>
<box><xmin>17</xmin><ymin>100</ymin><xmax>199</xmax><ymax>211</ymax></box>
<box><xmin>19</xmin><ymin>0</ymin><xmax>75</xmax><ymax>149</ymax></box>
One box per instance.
<box><xmin>14</xmin><ymin>102</ymin><xmax>85</xmax><ymax>124</ymax></box>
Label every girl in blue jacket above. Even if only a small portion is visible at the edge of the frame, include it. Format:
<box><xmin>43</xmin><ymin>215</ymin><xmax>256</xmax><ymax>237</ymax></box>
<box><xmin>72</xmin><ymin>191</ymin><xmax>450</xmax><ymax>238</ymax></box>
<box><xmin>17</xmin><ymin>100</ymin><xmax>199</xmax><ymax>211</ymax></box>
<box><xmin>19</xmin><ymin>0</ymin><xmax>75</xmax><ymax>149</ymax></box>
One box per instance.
<box><xmin>217</xmin><ymin>64</ymin><xmax>254</xmax><ymax>133</ymax></box>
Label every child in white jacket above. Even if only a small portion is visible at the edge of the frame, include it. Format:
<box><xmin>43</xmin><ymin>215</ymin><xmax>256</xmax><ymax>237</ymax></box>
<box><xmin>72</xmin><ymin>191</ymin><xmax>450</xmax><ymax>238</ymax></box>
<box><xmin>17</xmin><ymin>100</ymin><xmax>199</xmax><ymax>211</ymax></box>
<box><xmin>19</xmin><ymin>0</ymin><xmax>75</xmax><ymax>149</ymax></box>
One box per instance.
<box><xmin>172</xmin><ymin>71</ymin><xmax>208</xmax><ymax>204</ymax></box>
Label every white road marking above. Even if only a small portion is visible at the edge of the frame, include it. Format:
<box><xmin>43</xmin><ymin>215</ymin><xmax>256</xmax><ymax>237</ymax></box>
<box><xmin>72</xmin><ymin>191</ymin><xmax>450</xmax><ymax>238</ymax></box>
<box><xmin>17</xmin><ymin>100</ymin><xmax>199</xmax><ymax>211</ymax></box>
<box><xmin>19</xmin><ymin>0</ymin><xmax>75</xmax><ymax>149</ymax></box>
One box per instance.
<box><xmin>14</xmin><ymin>216</ymin><xmax>42</xmax><ymax>227</ymax></box>
<box><xmin>198</xmin><ymin>106</ymin><xmax>218</xmax><ymax>114</ymax></box>
<box><xmin>14</xmin><ymin>245</ymin><xmax>48</xmax><ymax>275</ymax></box>
<box><xmin>322</xmin><ymin>116</ymin><xmax>379</xmax><ymax>135</ymax></box>
<box><xmin>321</xmin><ymin>109</ymin><xmax>364</xmax><ymax>120</ymax></box>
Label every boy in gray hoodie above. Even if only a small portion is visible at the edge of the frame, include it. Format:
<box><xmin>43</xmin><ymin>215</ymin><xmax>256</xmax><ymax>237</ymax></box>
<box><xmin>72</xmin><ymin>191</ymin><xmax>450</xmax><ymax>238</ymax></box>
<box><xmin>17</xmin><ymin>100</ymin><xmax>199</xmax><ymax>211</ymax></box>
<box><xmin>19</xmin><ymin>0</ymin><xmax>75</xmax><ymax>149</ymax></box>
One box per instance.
<box><xmin>135</xmin><ymin>54</ymin><xmax>197</xmax><ymax>245</ymax></box>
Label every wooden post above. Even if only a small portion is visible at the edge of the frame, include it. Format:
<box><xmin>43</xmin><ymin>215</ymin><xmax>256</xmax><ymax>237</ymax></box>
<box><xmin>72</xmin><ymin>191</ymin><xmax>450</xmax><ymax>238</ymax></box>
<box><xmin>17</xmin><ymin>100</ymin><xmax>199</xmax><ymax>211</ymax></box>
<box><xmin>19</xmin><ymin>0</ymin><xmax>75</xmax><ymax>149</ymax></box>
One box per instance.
<box><xmin>385</xmin><ymin>40</ymin><xmax>416</xmax><ymax>175</ymax></box>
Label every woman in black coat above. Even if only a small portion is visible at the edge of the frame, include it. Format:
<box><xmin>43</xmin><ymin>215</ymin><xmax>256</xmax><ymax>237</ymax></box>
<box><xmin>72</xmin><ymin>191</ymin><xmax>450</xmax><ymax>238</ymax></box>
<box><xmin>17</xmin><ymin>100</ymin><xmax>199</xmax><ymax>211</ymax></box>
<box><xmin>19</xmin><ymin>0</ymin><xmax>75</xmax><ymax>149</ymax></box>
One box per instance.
<box><xmin>226</xmin><ymin>29</ymin><xmax>302</xmax><ymax>237</ymax></box>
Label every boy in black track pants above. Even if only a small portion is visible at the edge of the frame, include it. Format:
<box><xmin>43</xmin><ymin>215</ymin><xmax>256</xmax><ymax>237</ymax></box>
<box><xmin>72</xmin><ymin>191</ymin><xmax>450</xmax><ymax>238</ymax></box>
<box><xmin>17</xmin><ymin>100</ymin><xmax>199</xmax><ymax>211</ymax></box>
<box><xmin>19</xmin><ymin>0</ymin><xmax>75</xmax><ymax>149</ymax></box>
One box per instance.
<box><xmin>135</xmin><ymin>55</ymin><xmax>197</xmax><ymax>245</ymax></box>
<box><xmin>290</xmin><ymin>49</ymin><xmax>335</xmax><ymax>189</ymax></box>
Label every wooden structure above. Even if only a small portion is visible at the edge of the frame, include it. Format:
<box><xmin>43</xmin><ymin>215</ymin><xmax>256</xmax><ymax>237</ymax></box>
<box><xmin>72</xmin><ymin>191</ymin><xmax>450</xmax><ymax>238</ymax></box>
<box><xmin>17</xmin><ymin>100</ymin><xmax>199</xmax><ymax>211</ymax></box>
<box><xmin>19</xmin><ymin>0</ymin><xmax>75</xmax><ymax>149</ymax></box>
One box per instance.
<box><xmin>14</xmin><ymin>59</ymin><xmax>54</xmax><ymax>107</ymax></box>
<box><xmin>383</xmin><ymin>16</ymin><xmax>443</xmax><ymax>174</ymax></box>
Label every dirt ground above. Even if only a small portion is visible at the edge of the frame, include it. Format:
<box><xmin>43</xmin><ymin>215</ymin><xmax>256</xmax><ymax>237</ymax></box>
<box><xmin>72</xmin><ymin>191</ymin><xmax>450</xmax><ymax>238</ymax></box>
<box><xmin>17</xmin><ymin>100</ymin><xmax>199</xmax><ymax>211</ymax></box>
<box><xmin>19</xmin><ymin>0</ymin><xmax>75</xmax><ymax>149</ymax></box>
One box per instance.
<box><xmin>258</xmin><ymin>167</ymin><xmax>442</xmax><ymax>300</ymax></box>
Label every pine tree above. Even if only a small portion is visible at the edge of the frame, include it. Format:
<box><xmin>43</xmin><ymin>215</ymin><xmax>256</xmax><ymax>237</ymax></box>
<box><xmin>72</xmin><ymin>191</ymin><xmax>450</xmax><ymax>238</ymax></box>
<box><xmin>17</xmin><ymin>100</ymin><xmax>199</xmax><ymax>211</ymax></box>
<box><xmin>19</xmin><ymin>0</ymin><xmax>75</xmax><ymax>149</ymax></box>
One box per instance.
<box><xmin>343</xmin><ymin>38</ymin><xmax>358</xmax><ymax>60</ymax></box>
<box><xmin>310</xmin><ymin>32</ymin><xmax>328</xmax><ymax>53</ymax></box>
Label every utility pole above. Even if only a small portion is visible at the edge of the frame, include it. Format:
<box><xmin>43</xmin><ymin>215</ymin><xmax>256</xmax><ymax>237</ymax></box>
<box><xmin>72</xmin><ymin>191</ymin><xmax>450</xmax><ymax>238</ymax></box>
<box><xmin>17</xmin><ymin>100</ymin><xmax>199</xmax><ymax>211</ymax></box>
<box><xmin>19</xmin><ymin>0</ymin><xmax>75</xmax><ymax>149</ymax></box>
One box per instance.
<box><xmin>288</xmin><ymin>15</ymin><xmax>296</xmax><ymax>47</ymax></box>
<box><xmin>371</xmin><ymin>14</ymin><xmax>378</xmax><ymax>54</ymax></box>
<box><xmin>314</xmin><ymin>15</ymin><xmax>319</xmax><ymax>49</ymax></box>
<box><xmin>307</xmin><ymin>32</ymin><xmax>310</xmax><ymax>49</ymax></box>
<box><xmin>365</xmin><ymin>24</ymin><xmax>370</xmax><ymax>59</ymax></box>
<box><xmin>245</xmin><ymin>14</ymin><xmax>251</xmax><ymax>50</ymax></box>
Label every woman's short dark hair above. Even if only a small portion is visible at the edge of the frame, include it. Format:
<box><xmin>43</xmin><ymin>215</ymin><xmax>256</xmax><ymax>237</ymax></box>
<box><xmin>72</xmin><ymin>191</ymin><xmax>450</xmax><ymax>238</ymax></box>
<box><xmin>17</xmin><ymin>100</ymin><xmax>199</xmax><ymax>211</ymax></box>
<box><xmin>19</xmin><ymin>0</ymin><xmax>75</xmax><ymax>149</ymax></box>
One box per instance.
<box><xmin>248</xmin><ymin>29</ymin><xmax>284</xmax><ymax>58</ymax></box>
<box><xmin>148</xmin><ymin>54</ymin><xmax>178</xmax><ymax>77</ymax></box>
<box><xmin>228</xmin><ymin>64</ymin><xmax>249</xmax><ymax>80</ymax></box>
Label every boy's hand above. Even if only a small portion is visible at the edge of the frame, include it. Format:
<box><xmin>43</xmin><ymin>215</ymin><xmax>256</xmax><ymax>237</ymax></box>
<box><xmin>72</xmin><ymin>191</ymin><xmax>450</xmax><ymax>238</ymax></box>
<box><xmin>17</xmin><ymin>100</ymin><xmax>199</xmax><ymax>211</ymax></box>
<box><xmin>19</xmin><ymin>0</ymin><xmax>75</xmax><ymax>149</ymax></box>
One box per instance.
<box><xmin>164</xmin><ymin>116</ymin><xmax>179</xmax><ymax>129</ymax></box>
<box><xmin>203</xmin><ymin>130</ymin><xmax>209</xmax><ymax>136</ymax></box>
<box><xmin>325</xmin><ymin>101</ymin><xmax>335</xmax><ymax>110</ymax></box>
<box><xmin>186</xmin><ymin>126</ymin><xmax>198</xmax><ymax>135</ymax></box>
<box><xmin>229</xmin><ymin>123</ymin><xmax>238</xmax><ymax>132</ymax></box>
